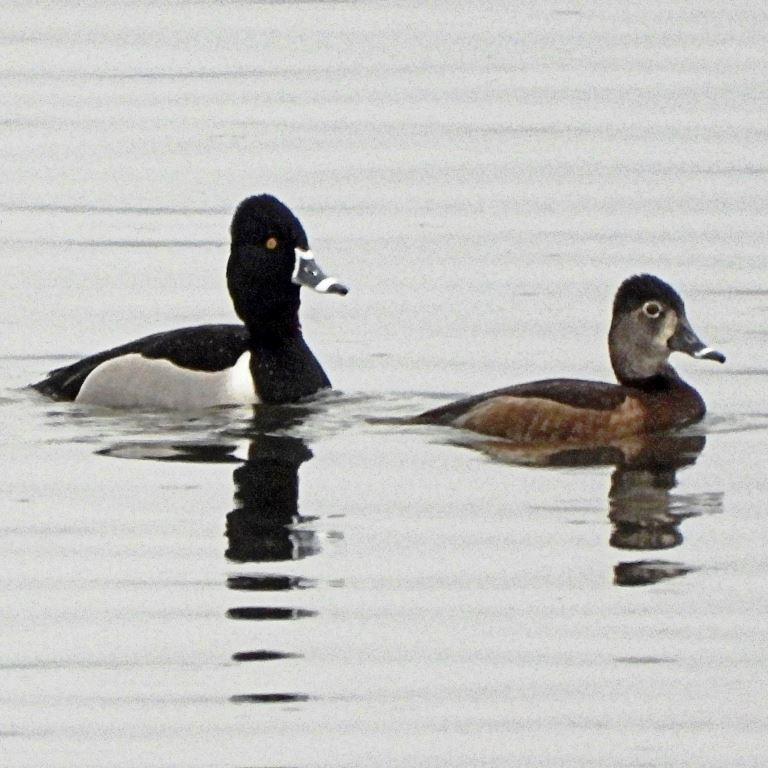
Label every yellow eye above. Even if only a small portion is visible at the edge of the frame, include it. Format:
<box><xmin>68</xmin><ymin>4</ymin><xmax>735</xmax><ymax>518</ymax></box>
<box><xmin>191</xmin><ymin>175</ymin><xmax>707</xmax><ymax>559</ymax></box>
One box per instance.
<box><xmin>265</xmin><ymin>237</ymin><xmax>278</xmax><ymax>250</ymax></box>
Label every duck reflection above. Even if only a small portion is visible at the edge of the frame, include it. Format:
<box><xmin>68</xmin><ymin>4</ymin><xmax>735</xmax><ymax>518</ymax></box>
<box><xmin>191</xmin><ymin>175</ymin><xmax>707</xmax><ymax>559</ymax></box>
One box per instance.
<box><xmin>225</xmin><ymin>434</ymin><xmax>318</xmax><ymax>563</ymax></box>
<box><xmin>458</xmin><ymin>432</ymin><xmax>722</xmax><ymax>587</ymax></box>
<box><xmin>607</xmin><ymin>435</ymin><xmax>702</xmax><ymax>553</ymax></box>
<box><xmin>97</xmin><ymin>405</ymin><xmax>322</xmax><ymax>563</ymax></box>
<box><xmin>96</xmin><ymin>404</ymin><xmax>324</xmax><ymax>702</ymax></box>
<box><xmin>605</xmin><ymin>434</ymin><xmax>723</xmax><ymax>586</ymax></box>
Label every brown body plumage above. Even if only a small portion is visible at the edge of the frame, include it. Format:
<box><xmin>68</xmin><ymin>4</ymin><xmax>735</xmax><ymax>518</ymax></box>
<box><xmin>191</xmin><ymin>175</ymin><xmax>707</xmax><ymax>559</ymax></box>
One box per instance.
<box><xmin>414</xmin><ymin>275</ymin><xmax>724</xmax><ymax>445</ymax></box>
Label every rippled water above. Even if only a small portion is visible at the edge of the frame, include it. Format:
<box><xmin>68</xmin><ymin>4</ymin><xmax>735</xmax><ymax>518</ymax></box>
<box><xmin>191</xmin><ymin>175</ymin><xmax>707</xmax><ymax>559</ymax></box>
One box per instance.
<box><xmin>3</xmin><ymin>2</ymin><xmax>768</xmax><ymax>766</ymax></box>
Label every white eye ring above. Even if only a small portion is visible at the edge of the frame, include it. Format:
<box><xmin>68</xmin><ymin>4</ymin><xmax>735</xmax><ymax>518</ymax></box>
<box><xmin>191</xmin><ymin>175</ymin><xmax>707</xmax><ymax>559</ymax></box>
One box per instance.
<box><xmin>642</xmin><ymin>301</ymin><xmax>663</xmax><ymax>318</ymax></box>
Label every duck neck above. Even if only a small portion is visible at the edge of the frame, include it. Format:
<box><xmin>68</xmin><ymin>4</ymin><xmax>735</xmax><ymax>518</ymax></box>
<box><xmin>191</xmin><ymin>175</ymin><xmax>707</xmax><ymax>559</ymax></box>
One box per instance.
<box><xmin>616</xmin><ymin>364</ymin><xmax>683</xmax><ymax>392</ymax></box>
<box><xmin>244</xmin><ymin>303</ymin><xmax>303</xmax><ymax>347</ymax></box>
<box><xmin>618</xmin><ymin>364</ymin><xmax>706</xmax><ymax>427</ymax></box>
<box><xmin>229</xmin><ymin>286</ymin><xmax>303</xmax><ymax>346</ymax></box>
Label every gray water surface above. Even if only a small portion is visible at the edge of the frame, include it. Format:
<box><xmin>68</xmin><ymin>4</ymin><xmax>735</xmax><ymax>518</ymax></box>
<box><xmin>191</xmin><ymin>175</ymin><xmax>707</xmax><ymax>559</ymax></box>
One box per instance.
<box><xmin>3</xmin><ymin>2</ymin><xmax>768</xmax><ymax>766</ymax></box>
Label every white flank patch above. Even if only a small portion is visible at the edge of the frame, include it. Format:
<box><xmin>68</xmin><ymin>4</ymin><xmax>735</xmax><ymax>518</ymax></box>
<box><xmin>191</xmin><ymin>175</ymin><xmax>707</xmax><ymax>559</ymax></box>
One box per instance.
<box><xmin>75</xmin><ymin>352</ymin><xmax>258</xmax><ymax>410</ymax></box>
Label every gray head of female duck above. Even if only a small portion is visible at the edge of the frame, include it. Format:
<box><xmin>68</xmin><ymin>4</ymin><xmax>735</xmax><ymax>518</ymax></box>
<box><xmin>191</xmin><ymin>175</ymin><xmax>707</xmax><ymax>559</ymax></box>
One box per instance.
<box><xmin>227</xmin><ymin>194</ymin><xmax>348</xmax><ymax>337</ymax></box>
<box><xmin>608</xmin><ymin>274</ymin><xmax>725</xmax><ymax>386</ymax></box>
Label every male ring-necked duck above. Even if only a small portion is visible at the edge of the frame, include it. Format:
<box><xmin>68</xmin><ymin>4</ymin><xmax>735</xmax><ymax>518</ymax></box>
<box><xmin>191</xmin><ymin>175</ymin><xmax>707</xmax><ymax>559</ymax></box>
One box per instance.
<box><xmin>412</xmin><ymin>274</ymin><xmax>724</xmax><ymax>443</ymax></box>
<box><xmin>32</xmin><ymin>194</ymin><xmax>348</xmax><ymax>409</ymax></box>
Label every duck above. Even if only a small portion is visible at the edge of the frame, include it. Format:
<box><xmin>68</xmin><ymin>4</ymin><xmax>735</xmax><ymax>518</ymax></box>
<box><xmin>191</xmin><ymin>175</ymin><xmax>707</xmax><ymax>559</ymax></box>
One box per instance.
<box><xmin>32</xmin><ymin>194</ymin><xmax>348</xmax><ymax>409</ymax></box>
<box><xmin>411</xmin><ymin>274</ymin><xmax>724</xmax><ymax>444</ymax></box>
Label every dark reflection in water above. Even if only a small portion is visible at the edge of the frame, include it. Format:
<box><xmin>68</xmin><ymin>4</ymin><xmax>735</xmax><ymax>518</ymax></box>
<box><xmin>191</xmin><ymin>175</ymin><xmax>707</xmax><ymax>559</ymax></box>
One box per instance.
<box><xmin>230</xmin><ymin>693</ymin><xmax>312</xmax><ymax>705</ymax></box>
<box><xmin>225</xmin><ymin>435</ymin><xmax>318</xmax><ymax>563</ymax></box>
<box><xmin>457</xmin><ymin>433</ymin><xmax>722</xmax><ymax>587</ymax></box>
<box><xmin>232</xmin><ymin>650</ymin><xmax>302</xmax><ymax>662</ymax></box>
<box><xmin>97</xmin><ymin>406</ymin><xmax>325</xmax><ymax>703</ymax></box>
<box><xmin>613</xmin><ymin>560</ymin><xmax>695</xmax><ymax>587</ymax></box>
<box><xmin>96</xmin><ymin>441</ymin><xmax>240</xmax><ymax>462</ymax></box>
<box><xmin>227</xmin><ymin>574</ymin><xmax>317</xmax><ymax>591</ymax></box>
<box><xmin>606</xmin><ymin>435</ymin><xmax>722</xmax><ymax>586</ymax></box>
<box><xmin>227</xmin><ymin>607</ymin><xmax>317</xmax><ymax>621</ymax></box>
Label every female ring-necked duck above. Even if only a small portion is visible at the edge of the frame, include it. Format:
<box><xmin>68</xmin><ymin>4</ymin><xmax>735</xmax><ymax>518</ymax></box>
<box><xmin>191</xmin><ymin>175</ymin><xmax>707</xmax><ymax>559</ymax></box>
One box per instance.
<box><xmin>32</xmin><ymin>194</ymin><xmax>348</xmax><ymax>409</ymax></box>
<box><xmin>412</xmin><ymin>274</ymin><xmax>724</xmax><ymax>443</ymax></box>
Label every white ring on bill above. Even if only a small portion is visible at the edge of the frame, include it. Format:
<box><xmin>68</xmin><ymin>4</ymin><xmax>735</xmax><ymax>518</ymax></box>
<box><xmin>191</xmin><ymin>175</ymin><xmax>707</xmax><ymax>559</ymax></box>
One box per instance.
<box><xmin>314</xmin><ymin>276</ymin><xmax>340</xmax><ymax>293</ymax></box>
<box><xmin>292</xmin><ymin>249</ymin><xmax>315</xmax><ymax>281</ymax></box>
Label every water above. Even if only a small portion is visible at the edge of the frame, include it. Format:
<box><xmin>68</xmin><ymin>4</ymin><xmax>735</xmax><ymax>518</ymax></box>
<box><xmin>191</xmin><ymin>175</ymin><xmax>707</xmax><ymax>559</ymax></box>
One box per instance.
<box><xmin>3</xmin><ymin>1</ymin><xmax>768</xmax><ymax>766</ymax></box>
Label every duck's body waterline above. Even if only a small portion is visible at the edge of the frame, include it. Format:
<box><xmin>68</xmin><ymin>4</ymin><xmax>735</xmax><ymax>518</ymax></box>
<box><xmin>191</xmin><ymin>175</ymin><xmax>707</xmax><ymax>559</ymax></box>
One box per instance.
<box><xmin>413</xmin><ymin>275</ymin><xmax>724</xmax><ymax>444</ymax></box>
<box><xmin>419</xmin><ymin>374</ymin><xmax>707</xmax><ymax>444</ymax></box>
<box><xmin>32</xmin><ymin>195</ymin><xmax>348</xmax><ymax>409</ymax></box>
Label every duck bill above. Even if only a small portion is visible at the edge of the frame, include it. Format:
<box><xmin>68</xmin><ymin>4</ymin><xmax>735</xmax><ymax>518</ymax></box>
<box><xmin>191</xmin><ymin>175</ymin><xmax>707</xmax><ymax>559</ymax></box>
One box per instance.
<box><xmin>669</xmin><ymin>316</ymin><xmax>725</xmax><ymax>363</ymax></box>
<box><xmin>292</xmin><ymin>249</ymin><xmax>348</xmax><ymax>295</ymax></box>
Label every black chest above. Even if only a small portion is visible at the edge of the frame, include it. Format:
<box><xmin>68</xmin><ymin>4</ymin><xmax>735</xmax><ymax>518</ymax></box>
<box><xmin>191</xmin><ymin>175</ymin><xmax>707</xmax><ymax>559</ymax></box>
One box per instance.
<box><xmin>249</xmin><ymin>335</ymin><xmax>331</xmax><ymax>404</ymax></box>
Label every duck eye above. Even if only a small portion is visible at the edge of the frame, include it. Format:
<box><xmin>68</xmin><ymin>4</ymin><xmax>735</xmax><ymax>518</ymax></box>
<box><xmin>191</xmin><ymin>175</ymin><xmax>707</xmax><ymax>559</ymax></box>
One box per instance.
<box><xmin>642</xmin><ymin>301</ymin><xmax>663</xmax><ymax>319</ymax></box>
<box><xmin>265</xmin><ymin>237</ymin><xmax>278</xmax><ymax>250</ymax></box>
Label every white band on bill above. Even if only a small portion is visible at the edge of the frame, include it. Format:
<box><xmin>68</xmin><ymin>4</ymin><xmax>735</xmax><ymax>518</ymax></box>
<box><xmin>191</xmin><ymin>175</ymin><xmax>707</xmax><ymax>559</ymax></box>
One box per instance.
<box><xmin>292</xmin><ymin>248</ymin><xmax>315</xmax><ymax>281</ymax></box>
<box><xmin>314</xmin><ymin>276</ymin><xmax>340</xmax><ymax>293</ymax></box>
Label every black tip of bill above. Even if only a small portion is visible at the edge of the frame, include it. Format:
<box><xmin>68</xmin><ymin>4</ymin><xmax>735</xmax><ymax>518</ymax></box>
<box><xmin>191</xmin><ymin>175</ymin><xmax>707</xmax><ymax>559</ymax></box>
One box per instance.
<box><xmin>324</xmin><ymin>282</ymin><xmax>349</xmax><ymax>296</ymax></box>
